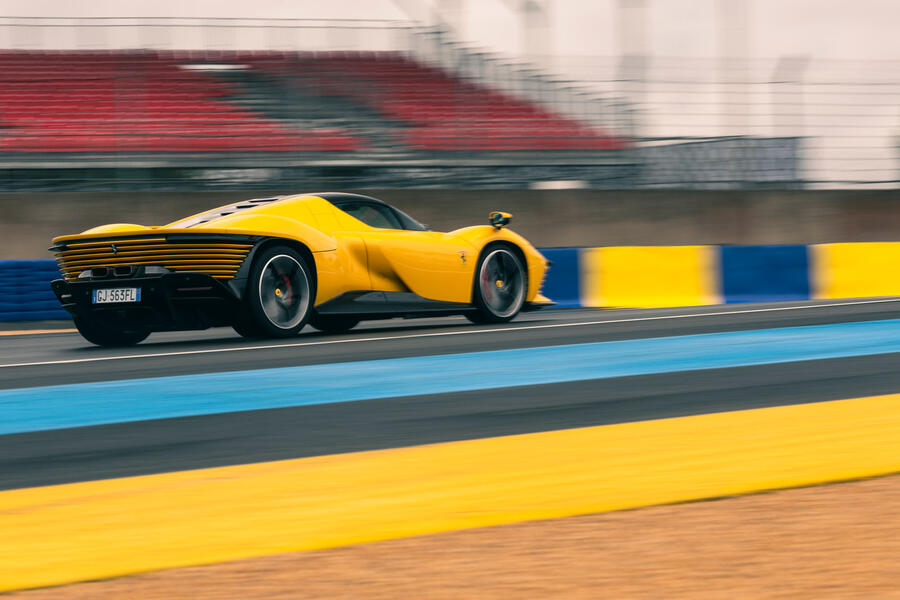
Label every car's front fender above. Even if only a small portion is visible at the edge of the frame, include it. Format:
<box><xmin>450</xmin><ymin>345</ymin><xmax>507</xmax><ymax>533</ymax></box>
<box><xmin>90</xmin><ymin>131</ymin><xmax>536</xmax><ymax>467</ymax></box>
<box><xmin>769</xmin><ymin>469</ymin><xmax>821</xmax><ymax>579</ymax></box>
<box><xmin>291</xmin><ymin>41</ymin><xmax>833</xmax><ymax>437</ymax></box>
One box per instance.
<box><xmin>447</xmin><ymin>226</ymin><xmax>549</xmax><ymax>302</ymax></box>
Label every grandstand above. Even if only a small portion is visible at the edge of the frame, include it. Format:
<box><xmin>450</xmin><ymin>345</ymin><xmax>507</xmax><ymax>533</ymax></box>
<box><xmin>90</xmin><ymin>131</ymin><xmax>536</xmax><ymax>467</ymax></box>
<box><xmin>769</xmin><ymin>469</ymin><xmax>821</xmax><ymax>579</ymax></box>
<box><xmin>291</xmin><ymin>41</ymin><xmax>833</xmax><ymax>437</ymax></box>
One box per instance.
<box><xmin>0</xmin><ymin>50</ymin><xmax>621</xmax><ymax>155</ymax></box>
<box><xmin>0</xmin><ymin>17</ymin><xmax>804</xmax><ymax>190</ymax></box>
<box><xmin>245</xmin><ymin>52</ymin><xmax>622</xmax><ymax>152</ymax></box>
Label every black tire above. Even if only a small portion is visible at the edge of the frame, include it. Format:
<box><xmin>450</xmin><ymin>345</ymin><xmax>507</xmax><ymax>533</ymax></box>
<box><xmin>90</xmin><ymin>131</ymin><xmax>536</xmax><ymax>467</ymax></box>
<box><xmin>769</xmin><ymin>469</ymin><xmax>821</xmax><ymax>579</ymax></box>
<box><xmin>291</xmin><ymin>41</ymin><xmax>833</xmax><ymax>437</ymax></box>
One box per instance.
<box><xmin>307</xmin><ymin>312</ymin><xmax>360</xmax><ymax>334</ymax></box>
<box><xmin>231</xmin><ymin>316</ymin><xmax>262</xmax><ymax>339</ymax></box>
<box><xmin>466</xmin><ymin>244</ymin><xmax>527</xmax><ymax>324</ymax></box>
<box><xmin>243</xmin><ymin>245</ymin><xmax>314</xmax><ymax>338</ymax></box>
<box><xmin>74</xmin><ymin>316</ymin><xmax>150</xmax><ymax>347</ymax></box>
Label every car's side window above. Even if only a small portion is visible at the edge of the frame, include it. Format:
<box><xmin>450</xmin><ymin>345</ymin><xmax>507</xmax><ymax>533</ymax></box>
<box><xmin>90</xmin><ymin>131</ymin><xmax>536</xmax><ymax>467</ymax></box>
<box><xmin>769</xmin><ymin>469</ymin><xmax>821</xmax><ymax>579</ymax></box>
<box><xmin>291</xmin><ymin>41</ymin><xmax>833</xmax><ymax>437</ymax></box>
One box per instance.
<box><xmin>393</xmin><ymin>207</ymin><xmax>429</xmax><ymax>231</ymax></box>
<box><xmin>337</xmin><ymin>202</ymin><xmax>403</xmax><ymax>230</ymax></box>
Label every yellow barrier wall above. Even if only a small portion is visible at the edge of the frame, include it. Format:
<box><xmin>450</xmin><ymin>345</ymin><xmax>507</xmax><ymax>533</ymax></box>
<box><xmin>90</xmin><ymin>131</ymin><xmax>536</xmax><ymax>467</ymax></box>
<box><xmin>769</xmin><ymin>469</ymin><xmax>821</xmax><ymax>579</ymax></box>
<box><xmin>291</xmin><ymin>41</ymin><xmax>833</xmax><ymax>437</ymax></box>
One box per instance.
<box><xmin>812</xmin><ymin>242</ymin><xmax>900</xmax><ymax>299</ymax></box>
<box><xmin>580</xmin><ymin>246</ymin><xmax>721</xmax><ymax>308</ymax></box>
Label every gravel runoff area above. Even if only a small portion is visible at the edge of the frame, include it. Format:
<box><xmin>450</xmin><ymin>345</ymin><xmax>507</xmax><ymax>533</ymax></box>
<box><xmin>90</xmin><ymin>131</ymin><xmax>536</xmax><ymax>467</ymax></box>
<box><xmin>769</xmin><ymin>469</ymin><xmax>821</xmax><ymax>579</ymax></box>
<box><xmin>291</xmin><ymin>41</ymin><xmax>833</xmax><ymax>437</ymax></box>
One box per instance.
<box><xmin>11</xmin><ymin>474</ymin><xmax>900</xmax><ymax>599</ymax></box>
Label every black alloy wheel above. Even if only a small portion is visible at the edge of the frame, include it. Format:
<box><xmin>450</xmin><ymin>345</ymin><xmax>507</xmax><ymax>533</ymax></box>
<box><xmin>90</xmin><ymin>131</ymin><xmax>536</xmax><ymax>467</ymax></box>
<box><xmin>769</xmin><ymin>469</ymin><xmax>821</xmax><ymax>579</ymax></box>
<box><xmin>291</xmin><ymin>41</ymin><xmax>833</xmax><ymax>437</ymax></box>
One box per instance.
<box><xmin>242</xmin><ymin>245</ymin><xmax>314</xmax><ymax>338</ymax></box>
<box><xmin>466</xmin><ymin>245</ymin><xmax>527</xmax><ymax>324</ymax></box>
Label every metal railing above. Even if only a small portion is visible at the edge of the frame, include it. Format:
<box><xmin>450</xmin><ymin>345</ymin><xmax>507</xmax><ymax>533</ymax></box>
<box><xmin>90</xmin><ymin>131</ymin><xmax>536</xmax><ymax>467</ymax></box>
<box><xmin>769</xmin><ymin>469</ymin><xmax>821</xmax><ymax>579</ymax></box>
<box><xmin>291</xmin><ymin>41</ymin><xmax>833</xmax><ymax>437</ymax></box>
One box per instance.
<box><xmin>405</xmin><ymin>26</ymin><xmax>632</xmax><ymax>138</ymax></box>
<box><xmin>554</xmin><ymin>55</ymin><xmax>900</xmax><ymax>188</ymax></box>
<box><xmin>0</xmin><ymin>16</ymin><xmax>412</xmax><ymax>52</ymax></box>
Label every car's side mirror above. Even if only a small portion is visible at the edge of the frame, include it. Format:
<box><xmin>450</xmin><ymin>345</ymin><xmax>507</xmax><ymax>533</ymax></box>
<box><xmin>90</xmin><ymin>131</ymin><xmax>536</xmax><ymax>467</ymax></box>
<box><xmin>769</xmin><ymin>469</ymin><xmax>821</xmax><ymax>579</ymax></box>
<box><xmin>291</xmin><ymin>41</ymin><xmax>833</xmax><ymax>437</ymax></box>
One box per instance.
<box><xmin>489</xmin><ymin>211</ymin><xmax>512</xmax><ymax>229</ymax></box>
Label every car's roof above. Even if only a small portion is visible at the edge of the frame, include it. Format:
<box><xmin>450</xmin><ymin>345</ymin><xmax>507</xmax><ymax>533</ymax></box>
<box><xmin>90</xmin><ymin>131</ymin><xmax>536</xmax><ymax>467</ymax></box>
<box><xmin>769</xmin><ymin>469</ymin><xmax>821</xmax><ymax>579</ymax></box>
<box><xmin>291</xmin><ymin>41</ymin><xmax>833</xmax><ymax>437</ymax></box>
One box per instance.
<box><xmin>166</xmin><ymin>192</ymin><xmax>391</xmax><ymax>229</ymax></box>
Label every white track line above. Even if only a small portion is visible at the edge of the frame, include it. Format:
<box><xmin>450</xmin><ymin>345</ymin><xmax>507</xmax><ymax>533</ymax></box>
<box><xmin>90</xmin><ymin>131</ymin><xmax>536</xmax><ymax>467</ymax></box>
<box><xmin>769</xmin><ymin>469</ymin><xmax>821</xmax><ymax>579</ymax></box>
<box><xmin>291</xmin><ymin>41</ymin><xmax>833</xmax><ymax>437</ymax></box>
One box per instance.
<box><xmin>2</xmin><ymin>298</ymin><xmax>898</xmax><ymax>369</ymax></box>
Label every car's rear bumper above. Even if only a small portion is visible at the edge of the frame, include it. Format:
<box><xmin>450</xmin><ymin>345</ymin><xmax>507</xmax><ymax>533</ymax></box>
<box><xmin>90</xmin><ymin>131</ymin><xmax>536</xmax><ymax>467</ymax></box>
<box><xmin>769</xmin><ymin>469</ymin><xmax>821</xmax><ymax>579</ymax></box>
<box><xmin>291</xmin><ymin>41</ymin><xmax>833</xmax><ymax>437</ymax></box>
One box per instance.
<box><xmin>51</xmin><ymin>273</ymin><xmax>243</xmax><ymax>332</ymax></box>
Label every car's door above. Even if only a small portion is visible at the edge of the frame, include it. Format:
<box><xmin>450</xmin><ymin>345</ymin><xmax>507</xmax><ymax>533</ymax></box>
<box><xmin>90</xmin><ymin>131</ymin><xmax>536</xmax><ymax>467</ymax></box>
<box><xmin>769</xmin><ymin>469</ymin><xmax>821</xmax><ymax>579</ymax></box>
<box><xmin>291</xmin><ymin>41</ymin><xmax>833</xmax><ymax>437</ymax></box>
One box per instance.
<box><xmin>332</xmin><ymin>200</ymin><xmax>477</xmax><ymax>303</ymax></box>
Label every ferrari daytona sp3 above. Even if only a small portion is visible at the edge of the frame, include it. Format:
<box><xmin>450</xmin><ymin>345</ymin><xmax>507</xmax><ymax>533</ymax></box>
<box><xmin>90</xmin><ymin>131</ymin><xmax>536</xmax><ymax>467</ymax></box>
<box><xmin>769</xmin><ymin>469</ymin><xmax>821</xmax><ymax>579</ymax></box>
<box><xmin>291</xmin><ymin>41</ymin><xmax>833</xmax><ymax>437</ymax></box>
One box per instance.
<box><xmin>50</xmin><ymin>192</ymin><xmax>553</xmax><ymax>346</ymax></box>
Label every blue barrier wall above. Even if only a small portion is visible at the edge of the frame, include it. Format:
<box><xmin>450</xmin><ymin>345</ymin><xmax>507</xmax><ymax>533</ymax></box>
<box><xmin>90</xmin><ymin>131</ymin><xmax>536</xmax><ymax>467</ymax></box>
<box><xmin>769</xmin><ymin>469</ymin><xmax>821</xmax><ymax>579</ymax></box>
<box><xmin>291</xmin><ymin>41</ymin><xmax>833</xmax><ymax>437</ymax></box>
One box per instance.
<box><xmin>0</xmin><ymin>260</ymin><xmax>69</xmax><ymax>322</ymax></box>
<box><xmin>536</xmin><ymin>248</ymin><xmax>581</xmax><ymax>308</ymax></box>
<box><xmin>720</xmin><ymin>245</ymin><xmax>810</xmax><ymax>303</ymax></box>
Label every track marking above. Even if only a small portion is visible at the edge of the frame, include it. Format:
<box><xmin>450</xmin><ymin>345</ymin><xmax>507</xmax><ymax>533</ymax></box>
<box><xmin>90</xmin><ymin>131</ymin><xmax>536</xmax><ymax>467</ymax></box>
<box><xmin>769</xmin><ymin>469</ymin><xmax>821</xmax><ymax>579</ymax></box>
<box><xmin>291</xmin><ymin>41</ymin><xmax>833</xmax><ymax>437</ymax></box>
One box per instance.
<box><xmin>1</xmin><ymin>298</ymin><xmax>898</xmax><ymax>369</ymax></box>
<box><xmin>6</xmin><ymin>318</ymin><xmax>900</xmax><ymax>434</ymax></box>
<box><xmin>2</xmin><ymin>393</ymin><xmax>899</xmax><ymax>592</ymax></box>
<box><xmin>0</xmin><ymin>328</ymin><xmax>76</xmax><ymax>336</ymax></box>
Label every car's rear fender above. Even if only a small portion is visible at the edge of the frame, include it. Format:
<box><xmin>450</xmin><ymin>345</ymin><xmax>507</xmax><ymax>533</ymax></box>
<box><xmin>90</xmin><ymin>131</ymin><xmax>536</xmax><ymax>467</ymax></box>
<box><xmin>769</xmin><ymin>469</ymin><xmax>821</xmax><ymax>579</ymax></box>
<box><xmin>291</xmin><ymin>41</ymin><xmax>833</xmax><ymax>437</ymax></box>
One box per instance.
<box><xmin>191</xmin><ymin>214</ymin><xmax>337</xmax><ymax>252</ymax></box>
<box><xmin>222</xmin><ymin>236</ymin><xmax>323</xmax><ymax>305</ymax></box>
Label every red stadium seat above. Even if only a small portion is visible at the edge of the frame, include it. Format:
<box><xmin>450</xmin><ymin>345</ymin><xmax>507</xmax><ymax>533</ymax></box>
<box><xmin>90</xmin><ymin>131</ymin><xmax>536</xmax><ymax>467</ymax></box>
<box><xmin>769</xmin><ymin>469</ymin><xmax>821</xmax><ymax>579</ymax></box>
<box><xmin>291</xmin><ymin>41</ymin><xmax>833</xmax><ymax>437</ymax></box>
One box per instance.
<box><xmin>0</xmin><ymin>51</ymin><xmax>365</xmax><ymax>153</ymax></box>
<box><xmin>244</xmin><ymin>51</ymin><xmax>624</xmax><ymax>151</ymax></box>
<box><xmin>0</xmin><ymin>50</ymin><xmax>622</xmax><ymax>153</ymax></box>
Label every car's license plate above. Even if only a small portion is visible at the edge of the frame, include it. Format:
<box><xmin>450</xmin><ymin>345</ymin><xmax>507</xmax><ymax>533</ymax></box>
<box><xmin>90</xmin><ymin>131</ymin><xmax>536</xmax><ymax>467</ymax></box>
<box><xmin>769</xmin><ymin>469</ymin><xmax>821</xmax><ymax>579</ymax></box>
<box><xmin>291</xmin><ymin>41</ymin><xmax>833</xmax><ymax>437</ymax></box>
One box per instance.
<box><xmin>92</xmin><ymin>287</ymin><xmax>141</xmax><ymax>304</ymax></box>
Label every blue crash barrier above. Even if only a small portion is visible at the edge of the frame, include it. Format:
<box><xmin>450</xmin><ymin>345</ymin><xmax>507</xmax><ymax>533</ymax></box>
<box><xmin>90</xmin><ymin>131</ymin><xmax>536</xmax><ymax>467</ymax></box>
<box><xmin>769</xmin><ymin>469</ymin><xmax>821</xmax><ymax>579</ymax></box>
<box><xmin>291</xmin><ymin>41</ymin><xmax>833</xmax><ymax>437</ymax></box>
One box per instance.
<box><xmin>537</xmin><ymin>248</ymin><xmax>581</xmax><ymax>307</ymax></box>
<box><xmin>719</xmin><ymin>245</ymin><xmax>810</xmax><ymax>303</ymax></box>
<box><xmin>0</xmin><ymin>260</ymin><xmax>70</xmax><ymax>322</ymax></box>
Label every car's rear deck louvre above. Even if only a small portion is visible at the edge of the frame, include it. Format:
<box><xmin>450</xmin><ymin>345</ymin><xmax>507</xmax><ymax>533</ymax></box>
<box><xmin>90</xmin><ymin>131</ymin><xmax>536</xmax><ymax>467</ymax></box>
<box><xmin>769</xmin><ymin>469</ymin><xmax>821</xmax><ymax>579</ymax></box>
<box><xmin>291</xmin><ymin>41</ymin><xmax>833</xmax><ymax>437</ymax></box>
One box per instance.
<box><xmin>58</xmin><ymin>243</ymin><xmax>253</xmax><ymax>258</ymax></box>
<box><xmin>54</xmin><ymin>235</ymin><xmax>255</xmax><ymax>281</ymax></box>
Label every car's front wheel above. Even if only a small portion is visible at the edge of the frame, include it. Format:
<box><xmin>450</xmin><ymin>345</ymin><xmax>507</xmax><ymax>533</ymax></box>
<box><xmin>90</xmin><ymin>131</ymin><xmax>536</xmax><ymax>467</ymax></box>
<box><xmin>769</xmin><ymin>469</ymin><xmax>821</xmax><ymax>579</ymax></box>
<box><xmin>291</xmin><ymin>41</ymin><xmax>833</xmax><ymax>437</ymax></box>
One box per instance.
<box><xmin>74</xmin><ymin>316</ymin><xmax>150</xmax><ymax>347</ymax></box>
<box><xmin>466</xmin><ymin>245</ymin><xmax>527</xmax><ymax>324</ymax></box>
<box><xmin>243</xmin><ymin>245</ymin><xmax>314</xmax><ymax>338</ymax></box>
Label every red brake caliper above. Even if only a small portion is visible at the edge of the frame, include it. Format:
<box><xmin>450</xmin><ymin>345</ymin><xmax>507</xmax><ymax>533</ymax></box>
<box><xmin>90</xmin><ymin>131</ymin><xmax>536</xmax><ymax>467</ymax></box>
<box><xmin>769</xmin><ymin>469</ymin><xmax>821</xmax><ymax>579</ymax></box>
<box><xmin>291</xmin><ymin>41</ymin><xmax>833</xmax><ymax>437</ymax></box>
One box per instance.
<box><xmin>482</xmin><ymin>262</ymin><xmax>493</xmax><ymax>300</ymax></box>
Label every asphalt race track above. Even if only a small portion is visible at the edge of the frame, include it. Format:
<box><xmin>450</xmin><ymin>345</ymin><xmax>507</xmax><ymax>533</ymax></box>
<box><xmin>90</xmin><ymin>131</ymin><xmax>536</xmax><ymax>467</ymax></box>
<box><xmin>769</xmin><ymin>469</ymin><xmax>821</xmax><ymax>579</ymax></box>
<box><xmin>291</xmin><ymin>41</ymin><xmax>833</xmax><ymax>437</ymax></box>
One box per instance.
<box><xmin>2</xmin><ymin>299</ymin><xmax>900</xmax><ymax>491</ymax></box>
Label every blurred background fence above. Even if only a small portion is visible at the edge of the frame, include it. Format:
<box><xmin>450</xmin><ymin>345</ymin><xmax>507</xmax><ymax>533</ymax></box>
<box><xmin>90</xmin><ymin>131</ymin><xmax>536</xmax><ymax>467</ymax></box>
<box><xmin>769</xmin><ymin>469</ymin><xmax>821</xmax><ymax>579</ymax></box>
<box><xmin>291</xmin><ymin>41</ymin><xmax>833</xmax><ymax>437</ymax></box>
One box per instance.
<box><xmin>0</xmin><ymin>16</ymin><xmax>895</xmax><ymax>191</ymax></box>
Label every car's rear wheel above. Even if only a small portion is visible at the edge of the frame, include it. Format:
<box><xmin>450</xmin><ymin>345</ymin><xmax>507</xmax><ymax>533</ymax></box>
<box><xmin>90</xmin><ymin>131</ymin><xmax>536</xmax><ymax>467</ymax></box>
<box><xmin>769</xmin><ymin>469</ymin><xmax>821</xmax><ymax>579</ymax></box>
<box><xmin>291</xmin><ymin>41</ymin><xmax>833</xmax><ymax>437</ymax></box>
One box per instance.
<box><xmin>231</xmin><ymin>315</ymin><xmax>262</xmax><ymax>339</ymax></box>
<box><xmin>466</xmin><ymin>245</ymin><xmax>527</xmax><ymax>324</ymax></box>
<box><xmin>307</xmin><ymin>313</ymin><xmax>360</xmax><ymax>334</ymax></box>
<box><xmin>74</xmin><ymin>316</ymin><xmax>150</xmax><ymax>347</ymax></box>
<box><xmin>244</xmin><ymin>245</ymin><xmax>314</xmax><ymax>338</ymax></box>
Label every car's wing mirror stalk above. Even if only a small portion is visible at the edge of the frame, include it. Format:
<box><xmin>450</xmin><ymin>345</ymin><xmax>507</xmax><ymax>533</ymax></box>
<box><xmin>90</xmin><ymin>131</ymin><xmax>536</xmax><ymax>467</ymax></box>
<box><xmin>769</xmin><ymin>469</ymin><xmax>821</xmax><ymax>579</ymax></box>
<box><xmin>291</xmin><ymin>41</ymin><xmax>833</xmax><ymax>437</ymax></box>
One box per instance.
<box><xmin>489</xmin><ymin>211</ymin><xmax>512</xmax><ymax>229</ymax></box>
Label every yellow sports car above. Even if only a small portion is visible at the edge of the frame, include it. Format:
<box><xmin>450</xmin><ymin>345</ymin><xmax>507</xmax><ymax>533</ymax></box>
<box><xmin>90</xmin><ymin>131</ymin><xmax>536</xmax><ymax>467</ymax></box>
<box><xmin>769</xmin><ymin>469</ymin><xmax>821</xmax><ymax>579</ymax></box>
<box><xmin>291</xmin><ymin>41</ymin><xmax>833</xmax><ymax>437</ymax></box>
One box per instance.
<box><xmin>50</xmin><ymin>192</ymin><xmax>553</xmax><ymax>346</ymax></box>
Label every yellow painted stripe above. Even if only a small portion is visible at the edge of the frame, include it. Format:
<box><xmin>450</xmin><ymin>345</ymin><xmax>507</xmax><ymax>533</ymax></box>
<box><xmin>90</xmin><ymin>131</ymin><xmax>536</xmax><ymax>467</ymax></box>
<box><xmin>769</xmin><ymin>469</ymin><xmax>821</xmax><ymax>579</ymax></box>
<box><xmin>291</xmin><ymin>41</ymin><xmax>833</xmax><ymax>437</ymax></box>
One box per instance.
<box><xmin>1</xmin><ymin>394</ymin><xmax>899</xmax><ymax>592</ymax></box>
<box><xmin>812</xmin><ymin>242</ymin><xmax>900</xmax><ymax>299</ymax></box>
<box><xmin>580</xmin><ymin>246</ymin><xmax>721</xmax><ymax>307</ymax></box>
<box><xmin>0</xmin><ymin>328</ymin><xmax>75</xmax><ymax>336</ymax></box>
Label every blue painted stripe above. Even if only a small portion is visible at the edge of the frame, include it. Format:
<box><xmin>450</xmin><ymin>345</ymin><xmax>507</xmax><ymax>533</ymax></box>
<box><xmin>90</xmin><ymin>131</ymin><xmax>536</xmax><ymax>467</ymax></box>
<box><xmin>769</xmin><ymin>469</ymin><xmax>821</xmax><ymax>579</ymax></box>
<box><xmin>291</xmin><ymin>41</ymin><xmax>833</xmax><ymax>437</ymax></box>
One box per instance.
<box><xmin>538</xmin><ymin>248</ymin><xmax>580</xmax><ymax>307</ymax></box>
<box><xmin>721</xmin><ymin>245</ymin><xmax>811</xmax><ymax>304</ymax></box>
<box><xmin>3</xmin><ymin>318</ymin><xmax>900</xmax><ymax>435</ymax></box>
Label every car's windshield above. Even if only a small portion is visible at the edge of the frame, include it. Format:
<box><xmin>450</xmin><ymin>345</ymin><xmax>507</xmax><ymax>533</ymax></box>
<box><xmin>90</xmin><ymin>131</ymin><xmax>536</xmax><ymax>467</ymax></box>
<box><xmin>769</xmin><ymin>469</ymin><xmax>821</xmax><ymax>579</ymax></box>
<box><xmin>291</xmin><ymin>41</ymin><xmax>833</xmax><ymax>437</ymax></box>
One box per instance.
<box><xmin>334</xmin><ymin>200</ymin><xmax>429</xmax><ymax>231</ymax></box>
<box><xmin>393</xmin><ymin>207</ymin><xmax>429</xmax><ymax>231</ymax></box>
